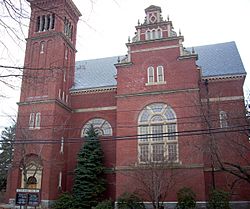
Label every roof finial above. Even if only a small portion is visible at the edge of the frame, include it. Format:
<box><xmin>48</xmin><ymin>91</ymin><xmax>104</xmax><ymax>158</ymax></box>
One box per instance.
<box><xmin>167</xmin><ymin>15</ymin><xmax>170</xmax><ymax>21</ymax></box>
<box><xmin>179</xmin><ymin>29</ymin><xmax>181</xmax><ymax>36</ymax></box>
<box><xmin>138</xmin><ymin>19</ymin><xmax>140</xmax><ymax>26</ymax></box>
<box><xmin>192</xmin><ymin>47</ymin><xmax>195</xmax><ymax>54</ymax></box>
<box><xmin>128</xmin><ymin>36</ymin><xmax>131</xmax><ymax>43</ymax></box>
<box><xmin>117</xmin><ymin>56</ymin><xmax>120</xmax><ymax>63</ymax></box>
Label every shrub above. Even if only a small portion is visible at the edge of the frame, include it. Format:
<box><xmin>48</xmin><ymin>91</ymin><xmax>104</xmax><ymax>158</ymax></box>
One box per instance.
<box><xmin>95</xmin><ymin>199</ymin><xmax>113</xmax><ymax>209</ymax></box>
<box><xmin>176</xmin><ymin>187</ymin><xmax>196</xmax><ymax>209</ymax></box>
<box><xmin>117</xmin><ymin>192</ymin><xmax>145</xmax><ymax>209</ymax></box>
<box><xmin>208</xmin><ymin>189</ymin><xmax>231</xmax><ymax>209</ymax></box>
<box><xmin>52</xmin><ymin>192</ymin><xmax>74</xmax><ymax>209</ymax></box>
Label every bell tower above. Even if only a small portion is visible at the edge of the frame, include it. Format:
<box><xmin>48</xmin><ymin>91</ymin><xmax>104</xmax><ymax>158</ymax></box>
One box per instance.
<box><xmin>6</xmin><ymin>0</ymin><xmax>81</xmax><ymax>207</ymax></box>
<box><xmin>20</xmin><ymin>0</ymin><xmax>81</xmax><ymax>103</ymax></box>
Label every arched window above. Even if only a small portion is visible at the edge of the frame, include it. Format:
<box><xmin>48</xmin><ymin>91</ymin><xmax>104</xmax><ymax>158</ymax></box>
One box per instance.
<box><xmin>40</xmin><ymin>42</ymin><xmax>45</xmax><ymax>54</ymax></box>
<box><xmin>157</xmin><ymin>29</ymin><xmax>162</xmax><ymax>39</ymax></box>
<box><xmin>146</xmin><ymin>30</ymin><xmax>151</xmax><ymax>40</ymax></box>
<box><xmin>29</xmin><ymin>113</ymin><xmax>35</xmax><ymax>128</ymax></box>
<box><xmin>81</xmin><ymin>118</ymin><xmax>112</xmax><ymax>137</ymax></box>
<box><xmin>147</xmin><ymin>66</ymin><xmax>154</xmax><ymax>83</ymax></box>
<box><xmin>157</xmin><ymin>66</ymin><xmax>164</xmax><ymax>82</ymax></box>
<box><xmin>219</xmin><ymin>111</ymin><xmax>228</xmax><ymax>128</ymax></box>
<box><xmin>152</xmin><ymin>30</ymin><xmax>156</xmax><ymax>39</ymax></box>
<box><xmin>35</xmin><ymin>112</ymin><xmax>41</xmax><ymax>128</ymax></box>
<box><xmin>138</xmin><ymin>103</ymin><xmax>178</xmax><ymax>163</ymax></box>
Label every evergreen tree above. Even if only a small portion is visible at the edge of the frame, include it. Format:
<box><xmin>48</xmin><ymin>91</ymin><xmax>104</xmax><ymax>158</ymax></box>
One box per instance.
<box><xmin>73</xmin><ymin>125</ymin><xmax>106</xmax><ymax>209</ymax></box>
<box><xmin>0</xmin><ymin>124</ymin><xmax>15</xmax><ymax>191</ymax></box>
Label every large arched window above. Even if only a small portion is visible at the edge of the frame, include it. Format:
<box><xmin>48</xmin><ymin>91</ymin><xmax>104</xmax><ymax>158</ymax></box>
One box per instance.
<box><xmin>81</xmin><ymin>118</ymin><xmax>112</xmax><ymax>137</ymax></box>
<box><xmin>138</xmin><ymin>103</ymin><xmax>178</xmax><ymax>163</ymax></box>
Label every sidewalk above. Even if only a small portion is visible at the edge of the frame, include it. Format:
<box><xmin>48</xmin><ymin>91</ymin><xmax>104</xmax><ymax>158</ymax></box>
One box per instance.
<box><xmin>0</xmin><ymin>203</ymin><xmax>12</xmax><ymax>209</ymax></box>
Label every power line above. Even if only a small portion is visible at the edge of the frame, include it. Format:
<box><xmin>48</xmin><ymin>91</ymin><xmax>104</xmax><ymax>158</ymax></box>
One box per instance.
<box><xmin>1</xmin><ymin>124</ymin><xmax>249</xmax><ymax>145</ymax></box>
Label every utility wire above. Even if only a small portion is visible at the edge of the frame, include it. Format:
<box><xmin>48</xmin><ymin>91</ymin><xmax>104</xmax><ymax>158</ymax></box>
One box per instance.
<box><xmin>1</xmin><ymin>124</ymin><xmax>249</xmax><ymax>145</ymax></box>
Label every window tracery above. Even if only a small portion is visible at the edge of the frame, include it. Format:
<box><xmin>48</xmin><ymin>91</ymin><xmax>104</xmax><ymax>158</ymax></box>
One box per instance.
<box><xmin>81</xmin><ymin>118</ymin><xmax>113</xmax><ymax>137</ymax></box>
<box><xmin>138</xmin><ymin>103</ymin><xmax>178</xmax><ymax>163</ymax></box>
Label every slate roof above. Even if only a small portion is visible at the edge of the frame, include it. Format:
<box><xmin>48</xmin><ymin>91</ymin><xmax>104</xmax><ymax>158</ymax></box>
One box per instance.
<box><xmin>194</xmin><ymin>41</ymin><xmax>246</xmax><ymax>78</ymax></box>
<box><xmin>72</xmin><ymin>41</ymin><xmax>246</xmax><ymax>91</ymax></box>
<box><xmin>73</xmin><ymin>56</ymin><xmax>118</xmax><ymax>90</ymax></box>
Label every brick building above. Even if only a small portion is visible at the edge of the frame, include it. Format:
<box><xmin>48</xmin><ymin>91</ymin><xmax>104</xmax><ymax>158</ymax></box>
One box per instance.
<box><xmin>5</xmin><ymin>0</ymin><xmax>250</xmax><ymax>208</ymax></box>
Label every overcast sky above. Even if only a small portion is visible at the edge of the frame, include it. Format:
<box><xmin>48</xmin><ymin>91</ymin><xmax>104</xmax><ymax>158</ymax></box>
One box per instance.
<box><xmin>73</xmin><ymin>0</ymin><xmax>250</xmax><ymax>89</ymax></box>
<box><xmin>0</xmin><ymin>0</ymin><xmax>249</xmax><ymax>129</ymax></box>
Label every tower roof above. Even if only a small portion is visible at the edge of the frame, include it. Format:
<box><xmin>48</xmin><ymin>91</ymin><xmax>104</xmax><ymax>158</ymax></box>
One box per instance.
<box><xmin>145</xmin><ymin>5</ymin><xmax>162</xmax><ymax>13</ymax></box>
<box><xmin>28</xmin><ymin>0</ymin><xmax>82</xmax><ymax>17</ymax></box>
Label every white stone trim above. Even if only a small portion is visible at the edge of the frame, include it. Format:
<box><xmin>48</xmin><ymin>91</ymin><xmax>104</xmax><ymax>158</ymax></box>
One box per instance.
<box><xmin>74</xmin><ymin>106</ymin><xmax>117</xmax><ymax>113</ymax></box>
<box><xmin>201</xmin><ymin>96</ymin><xmax>244</xmax><ymax>103</ymax></box>
<box><xmin>131</xmin><ymin>44</ymin><xmax>180</xmax><ymax>54</ymax></box>
<box><xmin>145</xmin><ymin>81</ymin><xmax>166</xmax><ymax>86</ymax></box>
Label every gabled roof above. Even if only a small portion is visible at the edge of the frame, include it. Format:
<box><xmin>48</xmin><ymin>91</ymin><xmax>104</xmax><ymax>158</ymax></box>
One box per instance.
<box><xmin>72</xmin><ymin>41</ymin><xmax>246</xmax><ymax>91</ymax></box>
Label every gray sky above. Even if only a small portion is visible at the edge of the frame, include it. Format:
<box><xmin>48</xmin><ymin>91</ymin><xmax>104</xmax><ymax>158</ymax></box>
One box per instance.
<box><xmin>0</xmin><ymin>0</ymin><xmax>249</xmax><ymax>130</ymax></box>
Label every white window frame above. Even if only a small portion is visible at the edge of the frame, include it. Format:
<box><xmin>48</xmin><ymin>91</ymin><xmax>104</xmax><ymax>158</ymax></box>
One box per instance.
<box><xmin>29</xmin><ymin>113</ymin><xmax>35</xmax><ymax>129</ymax></box>
<box><xmin>152</xmin><ymin>30</ymin><xmax>156</xmax><ymax>39</ymax></box>
<box><xmin>35</xmin><ymin>112</ymin><xmax>41</xmax><ymax>129</ymax></box>
<box><xmin>156</xmin><ymin>65</ymin><xmax>164</xmax><ymax>83</ymax></box>
<box><xmin>157</xmin><ymin>29</ymin><xmax>162</xmax><ymax>39</ymax></box>
<box><xmin>147</xmin><ymin>66</ymin><xmax>154</xmax><ymax>83</ymax></box>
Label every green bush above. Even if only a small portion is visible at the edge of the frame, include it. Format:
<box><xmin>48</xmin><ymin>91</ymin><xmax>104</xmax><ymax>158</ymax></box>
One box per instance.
<box><xmin>95</xmin><ymin>199</ymin><xmax>113</xmax><ymax>209</ymax></box>
<box><xmin>117</xmin><ymin>192</ymin><xmax>145</xmax><ymax>209</ymax></box>
<box><xmin>176</xmin><ymin>187</ymin><xmax>196</xmax><ymax>209</ymax></box>
<box><xmin>208</xmin><ymin>189</ymin><xmax>231</xmax><ymax>209</ymax></box>
<box><xmin>52</xmin><ymin>192</ymin><xmax>74</xmax><ymax>209</ymax></box>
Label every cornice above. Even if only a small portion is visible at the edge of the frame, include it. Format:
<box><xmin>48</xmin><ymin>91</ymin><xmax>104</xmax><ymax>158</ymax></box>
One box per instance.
<box><xmin>66</xmin><ymin>0</ymin><xmax>82</xmax><ymax>17</ymax></box>
<box><xmin>202</xmin><ymin>74</ymin><xmax>246</xmax><ymax>81</ymax></box>
<box><xmin>28</xmin><ymin>0</ymin><xmax>81</xmax><ymax>18</ymax></box>
<box><xmin>26</xmin><ymin>31</ymin><xmax>76</xmax><ymax>52</ymax></box>
<box><xmin>115</xmin><ymin>62</ymin><xmax>133</xmax><ymax>68</ymax></box>
<box><xmin>178</xmin><ymin>53</ymin><xmax>198</xmax><ymax>60</ymax></box>
<box><xmin>70</xmin><ymin>86</ymin><xmax>117</xmax><ymax>95</ymax></box>
<box><xmin>18</xmin><ymin>98</ymin><xmax>72</xmax><ymax>112</ymax></box>
<box><xmin>126</xmin><ymin>36</ymin><xmax>184</xmax><ymax>47</ymax></box>
<box><xmin>135</xmin><ymin>20</ymin><xmax>172</xmax><ymax>30</ymax></box>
